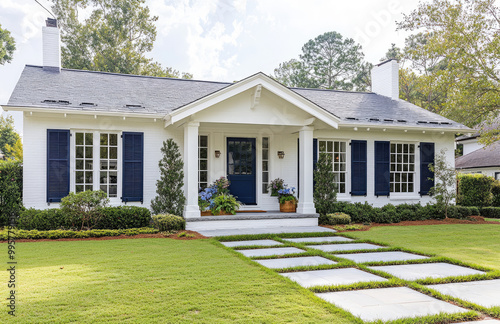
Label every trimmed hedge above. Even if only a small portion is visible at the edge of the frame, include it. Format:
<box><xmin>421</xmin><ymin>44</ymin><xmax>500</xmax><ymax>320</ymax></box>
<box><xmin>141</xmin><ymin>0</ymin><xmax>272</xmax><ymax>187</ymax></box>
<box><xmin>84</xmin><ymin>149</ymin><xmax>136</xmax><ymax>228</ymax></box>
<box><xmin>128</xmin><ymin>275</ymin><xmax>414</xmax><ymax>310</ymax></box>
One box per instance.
<box><xmin>457</xmin><ymin>174</ymin><xmax>494</xmax><ymax>207</ymax></box>
<box><xmin>0</xmin><ymin>227</ymin><xmax>158</xmax><ymax>240</ymax></box>
<box><xmin>492</xmin><ymin>181</ymin><xmax>500</xmax><ymax>207</ymax></box>
<box><xmin>152</xmin><ymin>214</ymin><xmax>185</xmax><ymax>231</ymax></box>
<box><xmin>0</xmin><ymin>161</ymin><xmax>23</xmax><ymax>227</ymax></box>
<box><xmin>480</xmin><ymin>207</ymin><xmax>500</xmax><ymax>219</ymax></box>
<box><xmin>320</xmin><ymin>212</ymin><xmax>351</xmax><ymax>225</ymax></box>
<box><xmin>17</xmin><ymin>206</ymin><xmax>151</xmax><ymax>230</ymax></box>
<box><xmin>326</xmin><ymin>202</ymin><xmax>479</xmax><ymax>224</ymax></box>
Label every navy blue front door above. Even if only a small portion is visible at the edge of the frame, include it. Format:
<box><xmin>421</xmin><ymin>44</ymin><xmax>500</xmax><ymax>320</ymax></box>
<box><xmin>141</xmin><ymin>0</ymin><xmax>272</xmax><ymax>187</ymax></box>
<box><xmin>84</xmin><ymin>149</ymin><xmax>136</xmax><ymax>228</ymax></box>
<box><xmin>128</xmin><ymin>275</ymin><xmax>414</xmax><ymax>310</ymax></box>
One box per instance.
<box><xmin>227</xmin><ymin>137</ymin><xmax>256</xmax><ymax>205</ymax></box>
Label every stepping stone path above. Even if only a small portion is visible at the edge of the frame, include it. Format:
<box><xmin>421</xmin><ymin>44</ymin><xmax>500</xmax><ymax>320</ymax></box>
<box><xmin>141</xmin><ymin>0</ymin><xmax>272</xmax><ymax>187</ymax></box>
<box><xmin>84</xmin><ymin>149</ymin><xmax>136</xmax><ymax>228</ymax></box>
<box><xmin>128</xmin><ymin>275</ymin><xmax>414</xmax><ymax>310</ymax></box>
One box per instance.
<box><xmin>283</xmin><ymin>236</ymin><xmax>353</xmax><ymax>243</ymax></box>
<box><xmin>316</xmin><ymin>287</ymin><xmax>468</xmax><ymax>322</ymax></box>
<box><xmin>428</xmin><ymin>279</ymin><xmax>500</xmax><ymax>308</ymax></box>
<box><xmin>237</xmin><ymin>247</ymin><xmax>304</xmax><ymax>258</ymax></box>
<box><xmin>255</xmin><ymin>256</ymin><xmax>336</xmax><ymax>269</ymax></box>
<box><xmin>225</xmin><ymin>235</ymin><xmax>496</xmax><ymax>322</ymax></box>
<box><xmin>281</xmin><ymin>268</ymin><xmax>387</xmax><ymax>288</ymax></box>
<box><xmin>335</xmin><ymin>251</ymin><xmax>428</xmax><ymax>263</ymax></box>
<box><xmin>307</xmin><ymin>243</ymin><xmax>383</xmax><ymax>252</ymax></box>
<box><xmin>369</xmin><ymin>262</ymin><xmax>485</xmax><ymax>280</ymax></box>
<box><xmin>221</xmin><ymin>239</ymin><xmax>283</xmax><ymax>248</ymax></box>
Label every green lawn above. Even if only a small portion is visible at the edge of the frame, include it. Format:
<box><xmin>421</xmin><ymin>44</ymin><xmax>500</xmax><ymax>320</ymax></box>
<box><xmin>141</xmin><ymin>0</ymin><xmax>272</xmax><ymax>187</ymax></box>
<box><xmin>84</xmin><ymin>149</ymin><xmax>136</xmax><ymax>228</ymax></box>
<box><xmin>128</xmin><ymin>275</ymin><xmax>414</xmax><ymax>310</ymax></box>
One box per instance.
<box><xmin>351</xmin><ymin>224</ymin><xmax>500</xmax><ymax>271</ymax></box>
<box><xmin>2</xmin><ymin>238</ymin><xmax>354</xmax><ymax>323</ymax></box>
<box><xmin>486</xmin><ymin>218</ymin><xmax>500</xmax><ymax>222</ymax></box>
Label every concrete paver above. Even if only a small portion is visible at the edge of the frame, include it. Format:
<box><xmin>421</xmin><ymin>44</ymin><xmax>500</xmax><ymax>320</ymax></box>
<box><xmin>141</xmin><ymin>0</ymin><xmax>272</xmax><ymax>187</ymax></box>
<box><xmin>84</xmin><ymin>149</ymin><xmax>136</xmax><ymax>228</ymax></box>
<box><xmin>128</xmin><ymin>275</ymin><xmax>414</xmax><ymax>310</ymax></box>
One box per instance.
<box><xmin>221</xmin><ymin>239</ymin><xmax>282</xmax><ymax>248</ymax></box>
<box><xmin>255</xmin><ymin>256</ymin><xmax>337</xmax><ymax>269</ymax></box>
<box><xmin>428</xmin><ymin>279</ymin><xmax>500</xmax><ymax>308</ymax></box>
<box><xmin>335</xmin><ymin>251</ymin><xmax>429</xmax><ymax>263</ymax></box>
<box><xmin>283</xmin><ymin>236</ymin><xmax>353</xmax><ymax>243</ymax></box>
<box><xmin>280</xmin><ymin>268</ymin><xmax>387</xmax><ymax>288</ymax></box>
<box><xmin>369</xmin><ymin>262</ymin><xmax>485</xmax><ymax>280</ymax></box>
<box><xmin>237</xmin><ymin>247</ymin><xmax>304</xmax><ymax>257</ymax></box>
<box><xmin>307</xmin><ymin>243</ymin><xmax>383</xmax><ymax>252</ymax></box>
<box><xmin>316</xmin><ymin>287</ymin><xmax>468</xmax><ymax>322</ymax></box>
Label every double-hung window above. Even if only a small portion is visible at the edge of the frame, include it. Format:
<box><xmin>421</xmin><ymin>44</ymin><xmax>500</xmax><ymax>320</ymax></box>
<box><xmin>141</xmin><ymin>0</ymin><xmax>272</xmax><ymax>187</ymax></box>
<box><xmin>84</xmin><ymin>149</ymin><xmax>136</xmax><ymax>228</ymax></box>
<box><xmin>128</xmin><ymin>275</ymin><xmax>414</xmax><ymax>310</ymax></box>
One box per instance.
<box><xmin>390</xmin><ymin>143</ymin><xmax>415</xmax><ymax>193</ymax></box>
<box><xmin>73</xmin><ymin>131</ymin><xmax>120</xmax><ymax>198</ymax></box>
<box><xmin>318</xmin><ymin>140</ymin><xmax>347</xmax><ymax>193</ymax></box>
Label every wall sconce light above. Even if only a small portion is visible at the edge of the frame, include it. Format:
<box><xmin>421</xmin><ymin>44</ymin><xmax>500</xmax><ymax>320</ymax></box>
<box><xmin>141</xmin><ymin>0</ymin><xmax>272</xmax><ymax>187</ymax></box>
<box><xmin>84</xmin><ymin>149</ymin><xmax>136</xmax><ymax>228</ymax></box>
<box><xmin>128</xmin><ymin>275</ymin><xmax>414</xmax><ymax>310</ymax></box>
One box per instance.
<box><xmin>277</xmin><ymin>151</ymin><xmax>285</xmax><ymax>159</ymax></box>
<box><xmin>214</xmin><ymin>150</ymin><xmax>221</xmax><ymax>158</ymax></box>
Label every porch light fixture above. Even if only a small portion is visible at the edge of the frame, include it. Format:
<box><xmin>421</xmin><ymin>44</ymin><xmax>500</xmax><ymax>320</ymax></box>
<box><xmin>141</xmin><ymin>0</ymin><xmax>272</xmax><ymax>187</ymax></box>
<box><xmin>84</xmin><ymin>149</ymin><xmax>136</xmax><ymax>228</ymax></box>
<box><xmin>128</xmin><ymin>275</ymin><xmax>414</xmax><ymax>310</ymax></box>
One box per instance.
<box><xmin>214</xmin><ymin>150</ymin><xmax>221</xmax><ymax>158</ymax></box>
<box><xmin>277</xmin><ymin>151</ymin><xmax>285</xmax><ymax>159</ymax></box>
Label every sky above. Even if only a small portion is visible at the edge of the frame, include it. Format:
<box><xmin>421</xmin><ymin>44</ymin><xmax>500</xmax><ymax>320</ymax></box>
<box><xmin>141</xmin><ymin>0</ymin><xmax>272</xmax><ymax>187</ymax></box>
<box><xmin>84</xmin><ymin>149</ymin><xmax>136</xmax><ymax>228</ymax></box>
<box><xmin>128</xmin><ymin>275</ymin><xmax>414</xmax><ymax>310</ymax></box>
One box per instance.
<box><xmin>0</xmin><ymin>0</ymin><xmax>422</xmax><ymax>136</ymax></box>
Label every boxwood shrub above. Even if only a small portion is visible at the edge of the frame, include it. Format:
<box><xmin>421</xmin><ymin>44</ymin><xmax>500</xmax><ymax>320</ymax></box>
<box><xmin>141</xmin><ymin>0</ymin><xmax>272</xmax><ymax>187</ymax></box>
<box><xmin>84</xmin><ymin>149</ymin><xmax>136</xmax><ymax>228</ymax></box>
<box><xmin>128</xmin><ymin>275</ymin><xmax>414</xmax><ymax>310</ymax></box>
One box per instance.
<box><xmin>457</xmin><ymin>174</ymin><xmax>494</xmax><ymax>207</ymax></box>
<box><xmin>152</xmin><ymin>214</ymin><xmax>185</xmax><ymax>231</ymax></box>
<box><xmin>492</xmin><ymin>181</ymin><xmax>500</xmax><ymax>207</ymax></box>
<box><xmin>480</xmin><ymin>207</ymin><xmax>500</xmax><ymax>218</ymax></box>
<box><xmin>17</xmin><ymin>206</ymin><xmax>151</xmax><ymax>230</ymax></box>
<box><xmin>319</xmin><ymin>212</ymin><xmax>351</xmax><ymax>225</ymax></box>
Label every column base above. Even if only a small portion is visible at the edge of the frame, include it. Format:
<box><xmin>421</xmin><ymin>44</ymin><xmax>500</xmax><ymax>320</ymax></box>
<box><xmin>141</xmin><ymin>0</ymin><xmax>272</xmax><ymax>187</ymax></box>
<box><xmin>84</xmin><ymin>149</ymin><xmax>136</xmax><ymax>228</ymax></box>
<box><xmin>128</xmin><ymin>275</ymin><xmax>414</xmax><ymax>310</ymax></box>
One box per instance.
<box><xmin>183</xmin><ymin>205</ymin><xmax>201</xmax><ymax>218</ymax></box>
<box><xmin>296</xmin><ymin>202</ymin><xmax>316</xmax><ymax>214</ymax></box>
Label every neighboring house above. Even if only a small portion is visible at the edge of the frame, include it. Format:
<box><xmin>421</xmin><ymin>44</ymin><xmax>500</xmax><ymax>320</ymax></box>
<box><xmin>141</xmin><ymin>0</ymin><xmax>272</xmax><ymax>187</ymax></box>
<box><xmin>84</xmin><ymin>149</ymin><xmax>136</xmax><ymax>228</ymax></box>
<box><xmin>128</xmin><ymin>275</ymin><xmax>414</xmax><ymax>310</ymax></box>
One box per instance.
<box><xmin>456</xmin><ymin>134</ymin><xmax>500</xmax><ymax>180</ymax></box>
<box><xmin>2</xmin><ymin>20</ymin><xmax>468</xmax><ymax>229</ymax></box>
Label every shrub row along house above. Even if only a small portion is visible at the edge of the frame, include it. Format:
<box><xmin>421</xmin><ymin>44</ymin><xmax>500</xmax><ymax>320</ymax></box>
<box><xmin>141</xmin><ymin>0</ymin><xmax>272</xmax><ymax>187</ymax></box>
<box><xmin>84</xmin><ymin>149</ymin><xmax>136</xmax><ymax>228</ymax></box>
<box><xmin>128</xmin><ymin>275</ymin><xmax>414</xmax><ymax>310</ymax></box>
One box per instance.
<box><xmin>2</xmin><ymin>20</ymin><xmax>468</xmax><ymax>230</ymax></box>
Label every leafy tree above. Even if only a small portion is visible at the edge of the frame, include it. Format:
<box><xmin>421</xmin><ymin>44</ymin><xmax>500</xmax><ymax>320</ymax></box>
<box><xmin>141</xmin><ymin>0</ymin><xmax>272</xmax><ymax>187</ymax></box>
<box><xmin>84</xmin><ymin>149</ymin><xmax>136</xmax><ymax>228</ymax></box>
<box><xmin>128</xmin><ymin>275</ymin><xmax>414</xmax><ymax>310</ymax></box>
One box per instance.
<box><xmin>273</xmin><ymin>31</ymin><xmax>368</xmax><ymax>91</ymax></box>
<box><xmin>4</xmin><ymin>138</ymin><xmax>23</xmax><ymax>161</ymax></box>
<box><xmin>0</xmin><ymin>24</ymin><xmax>15</xmax><ymax>65</ymax></box>
<box><xmin>429</xmin><ymin>149</ymin><xmax>456</xmax><ymax>218</ymax></box>
<box><xmin>151</xmin><ymin>139</ymin><xmax>186</xmax><ymax>216</ymax></box>
<box><xmin>0</xmin><ymin>115</ymin><xmax>21</xmax><ymax>160</ymax></box>
<box><xmin>397</xmin><ymin>0</ymin><xmax>500</xmax><ymax>143</ymax></box>
<box><xmin>313</xmin><ymin>153</ymin><xmax>337</xmax><ymax>216</ymax></box>
<box><xmin>381</xmin><ymin>43</ymin><xmax>403</xmax><ymax>61</ymax></box>
<box><xmin>51</xmin><ymin>0</ymin><xmax>191</xmax><ymax>78</ymax></box>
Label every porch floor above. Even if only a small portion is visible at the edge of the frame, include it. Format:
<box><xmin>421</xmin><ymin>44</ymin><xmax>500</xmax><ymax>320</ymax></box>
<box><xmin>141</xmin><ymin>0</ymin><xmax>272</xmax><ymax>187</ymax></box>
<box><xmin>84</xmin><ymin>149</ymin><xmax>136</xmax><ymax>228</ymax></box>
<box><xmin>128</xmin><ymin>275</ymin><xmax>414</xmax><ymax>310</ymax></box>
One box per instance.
<box><xmin>185</xmin><ymin>212</ymin><xmax>319</xmax><ymax>222</ymax></box>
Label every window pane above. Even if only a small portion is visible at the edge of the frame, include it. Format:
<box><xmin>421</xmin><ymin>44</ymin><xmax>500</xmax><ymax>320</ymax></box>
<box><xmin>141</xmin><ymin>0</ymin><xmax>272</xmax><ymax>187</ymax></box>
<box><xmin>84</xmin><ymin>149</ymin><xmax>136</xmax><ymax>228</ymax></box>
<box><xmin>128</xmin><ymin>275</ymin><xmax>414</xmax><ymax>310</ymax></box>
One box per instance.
<box><xmin>100</xmin><ymin>134</ymin><xmax>108</xmax><ymax>145</ymax></box>
<box><xmin>85</xmin><ymin>133</ymin><xmax>93</xmax><ymax>145</ymax></box>
<box><xmin>109</xmin><ymin>147</ymin><xmax>117</xmax><ymax>159</ymax></box>
<box><xmin>408</xmin><ymin>183</ymin><xmax>414</xmax><ymax>192</ymax></box>
<box><xmin>76</xmin><ymin>185</ymin><xmax>84</xmax><ymax>193</ymax></box>
<box><xmin>327</xmin><ymin>141</ymin><xmax>333</xmax><ymax>152</ymax></box>
<box><xmin>200</xmin><ymin>171</ymin><xmax>207</xmax><ymax>182</ymax></box>
<box><xmin>76</xmin><ymin>133</ymin><xmax>84</xmax><ymax>145</ymax></box>
<box><xmin>76</xmin><ymin>171</ymin><xmax>84</xmax><ymax>184</ymax></box>
<box><xmin>76</xmin><ymin>160</ymin><xmax>84</xmax><ymax>170</ymax></box>
<box><xmin>85</xmin><ymin>185</ymin><xmax>93</xmax><ymax>191</ymax></box>
<box><xmin>101</xmin><ymin>160</ymin><xmax>108</xmax><ymax>170</ymax></box>
<box><xmin>262</xmin><ymin>184</ymin><xmax>269</xmax><ymax>193</ymax></box>
<box><xmin>200</xmin><ymin>148</ymin><xmax>207</xmax><ymax>159</ymax></box>
<box><xmin>409</xmin><ymin>145</ymin><xmax>415</xmax><ymax>153</ymax></box>
<box><xmin>262</xmin><ymin>161</ymin><xmax>268</xmax><ymax>171</ymax></box>
<box><xmin>340</xmin><ymin>183</ymin><xmax>345</xmax><ymax>193</ymax></box>
<box><xmin>199</xmin><ymin>135</ymin><xmax>208</xmax><ymax>147</ymax></box>
<box><xmin>263</xmin><ymin>172</ymin><xmax>268</xmax><ymax>183</ymax></box>
<box><xmin>100</xmin><ymin>185</ymin><xmax>107</xmax><ymax>193</ymax></box>
<box><xmin>100</xmin><ymin>172</ymin><xmax>107</xmax><ymax>184</ymax></box>
<box><xmin>319</xmin><ymin>141</ymin><xmax>326</xmax><ymax>152</ymax></box>
<box><xmin>340</xmin><ymin>142</ymin><xmax>346</xmax><ymax>152</ymax></box>
<box><xmin>109</xmin><ymin>185</ymin><xmax>117</xmax><ymax>197</ymax></box>
<box><xmin>100</xmin><ymin>147</ymin><xmax>108</xmax><ymax>159</ymax></box>
<box><xmin>109</xmin><ymin>161</ymin><xmax>117</xmax><ymax>170</ymax></box>
<box><xmin>85</xmin><ymin>171</ymin><xmax>93</xmax><ymax>183</ymax></box>
<box><xmin>85</xmin><ymin>160</ymin><xmax>93</xmax><ymax>170</ymax></box>
<box><xmin>262</xmin><ymin>149</ymin><xmax>268</xmax><ymax>160</ymax></box>
<box><xmin>340</xmin><ymin>163</ymin><xmax>346</xmax><ymax>171</ymax></box>
<box><xmin>85</xmin><ymin>147</ymin><xmax>93</xmax><ymax>159</ymax></box>
<box><xmin>200</xmin><ymin>160</ymin><xmax>207</xmax><ymax>170</ymax></box>
<box><xmin>334</xmin><ymin>141</ymin><xmax>339</xmax><ymax>152</ymax></box>
<box><xmin>262</xmin><ymin>137</ymin><xmax>269</xmax><ymax>149</ymax></box>
<box><xmin>110</xmin><ymin>134</ymin><xmax>118</xmax><ymax>146</ymax></box>
<box><xmin>109</xmin><ymin>172</ymin><xmax>117</xmax><ymax>184</ymax></box>
<box><xmin>76</xmin><ymin>147</ymin><xmax>84</xmax><ymax>159</ymax></box>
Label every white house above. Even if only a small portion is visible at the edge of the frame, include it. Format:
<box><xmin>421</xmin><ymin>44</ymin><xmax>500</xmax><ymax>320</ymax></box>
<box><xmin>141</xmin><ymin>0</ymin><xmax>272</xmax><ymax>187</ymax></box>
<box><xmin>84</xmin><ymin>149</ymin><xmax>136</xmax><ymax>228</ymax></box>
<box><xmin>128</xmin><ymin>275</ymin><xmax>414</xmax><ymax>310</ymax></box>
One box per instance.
<box><xmin>2</xmin><ymin>20</ymin><xmax>469</xmax><ymax>230</ymax></box>
<box><xmin>456</xmin><ymin>133</ymin><xmax>500</xmax><ymax>180</ymax></box>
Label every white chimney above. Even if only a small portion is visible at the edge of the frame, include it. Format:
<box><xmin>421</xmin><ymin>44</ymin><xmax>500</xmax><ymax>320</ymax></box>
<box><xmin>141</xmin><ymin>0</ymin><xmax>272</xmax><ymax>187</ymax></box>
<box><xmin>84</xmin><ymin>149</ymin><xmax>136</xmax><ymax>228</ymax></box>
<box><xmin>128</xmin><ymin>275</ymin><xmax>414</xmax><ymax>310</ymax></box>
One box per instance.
<box><xmin>42</xmin><ymin>18</ymin><xmax>61</xmax><ymax>72</ymax></box>
<box><xmin>371</xmin><ymin>59</ymin><xmax>399</xmax><ymax>100</ymax></box>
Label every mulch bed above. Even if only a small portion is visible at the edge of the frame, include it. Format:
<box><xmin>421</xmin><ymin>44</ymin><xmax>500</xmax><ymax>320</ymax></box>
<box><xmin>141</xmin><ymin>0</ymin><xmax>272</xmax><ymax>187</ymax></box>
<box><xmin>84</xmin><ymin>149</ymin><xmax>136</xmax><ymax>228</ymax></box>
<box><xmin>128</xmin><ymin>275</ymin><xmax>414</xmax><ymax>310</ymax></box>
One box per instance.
<box><xmin>1</xmin><ymin>230</ymin><xmax>208</xmax><ymax>243</ymax></box>
<box><xmin>322</xmin><ymin>216</ymin><xmax>500</xmax><ymax>232</ymax></box>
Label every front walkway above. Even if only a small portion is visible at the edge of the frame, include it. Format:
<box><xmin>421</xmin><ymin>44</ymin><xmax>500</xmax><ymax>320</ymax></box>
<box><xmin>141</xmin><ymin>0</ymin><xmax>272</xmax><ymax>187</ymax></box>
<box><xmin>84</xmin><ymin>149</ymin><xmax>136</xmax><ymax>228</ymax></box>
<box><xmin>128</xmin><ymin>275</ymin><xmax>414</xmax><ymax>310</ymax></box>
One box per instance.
<box><xmin>218</xmin><ymin>232</ymin><xmax>500</xmax><ymax>323</ymax></box>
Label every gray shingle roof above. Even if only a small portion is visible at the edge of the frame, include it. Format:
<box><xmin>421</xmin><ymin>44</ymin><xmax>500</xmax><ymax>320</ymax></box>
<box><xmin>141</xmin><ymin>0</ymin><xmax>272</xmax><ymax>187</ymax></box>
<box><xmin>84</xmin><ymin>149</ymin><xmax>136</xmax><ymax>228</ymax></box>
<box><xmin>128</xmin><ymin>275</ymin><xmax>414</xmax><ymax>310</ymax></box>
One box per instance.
<box><xmin>455</xmin><ymin>141</ymin><xmax>500</xmax><ymax>169</ymax></box>
<box><xmin>6</xmin><ymin>65</ymin><xmax>467</xmax><ymax>129</ymax></box>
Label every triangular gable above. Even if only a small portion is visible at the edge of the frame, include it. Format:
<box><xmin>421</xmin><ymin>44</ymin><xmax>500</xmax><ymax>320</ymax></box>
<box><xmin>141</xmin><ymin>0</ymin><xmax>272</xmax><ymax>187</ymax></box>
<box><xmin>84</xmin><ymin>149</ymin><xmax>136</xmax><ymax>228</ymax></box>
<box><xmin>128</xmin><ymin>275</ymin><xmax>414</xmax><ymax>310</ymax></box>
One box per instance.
<box><xmin>164</xmin><ymin>72</ymin><xmax>340</xmax><ymax>128</ymax></box>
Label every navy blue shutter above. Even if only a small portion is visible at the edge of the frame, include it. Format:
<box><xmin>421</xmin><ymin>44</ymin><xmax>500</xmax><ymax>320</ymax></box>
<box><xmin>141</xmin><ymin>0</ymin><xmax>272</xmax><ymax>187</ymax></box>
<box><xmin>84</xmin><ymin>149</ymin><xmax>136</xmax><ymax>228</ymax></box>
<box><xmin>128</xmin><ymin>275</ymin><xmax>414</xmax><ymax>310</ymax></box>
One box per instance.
<box><xmin>374</xmin><ymin>141</ymin><xmax>390</xmax><ymax>196</ymax></box>
<box><xmin>122</xmin><ymin>132</ymin><xmax>144</xmax><ymax>202</ymax></box>
<box><xmin>351</xmin><ymin>140</ymin><xmax>367</xmax><ymax>196</ymax></box>
<box><xmin>47</xmin><ymin>129</ymin><xmax>70</xmax><ymax>202</ymax></box>
<box><xmin>420</xmin><ymin>142</ymin><xmax>435</xmax><ymax>195</ymax></box>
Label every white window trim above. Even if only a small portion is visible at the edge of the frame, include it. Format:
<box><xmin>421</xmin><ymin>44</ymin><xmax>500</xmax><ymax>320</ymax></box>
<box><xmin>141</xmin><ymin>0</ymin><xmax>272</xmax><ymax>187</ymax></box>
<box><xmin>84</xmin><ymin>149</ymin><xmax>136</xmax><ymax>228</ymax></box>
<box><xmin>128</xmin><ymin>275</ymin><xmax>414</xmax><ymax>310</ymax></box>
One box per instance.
<box><xmin>70</xmin><ymin>130</ymin><xmax>122</xmax><ymax>203</ymax></box>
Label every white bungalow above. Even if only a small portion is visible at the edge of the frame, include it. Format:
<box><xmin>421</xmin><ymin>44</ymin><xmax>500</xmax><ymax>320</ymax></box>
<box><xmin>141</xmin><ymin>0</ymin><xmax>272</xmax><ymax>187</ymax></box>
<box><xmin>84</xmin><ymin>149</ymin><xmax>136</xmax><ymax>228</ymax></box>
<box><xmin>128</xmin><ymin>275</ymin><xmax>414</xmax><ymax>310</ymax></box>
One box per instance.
<box><xmin>2</xmin><ymin>20</ymin><xmax>468</xmax><ymax>231</ymax></box>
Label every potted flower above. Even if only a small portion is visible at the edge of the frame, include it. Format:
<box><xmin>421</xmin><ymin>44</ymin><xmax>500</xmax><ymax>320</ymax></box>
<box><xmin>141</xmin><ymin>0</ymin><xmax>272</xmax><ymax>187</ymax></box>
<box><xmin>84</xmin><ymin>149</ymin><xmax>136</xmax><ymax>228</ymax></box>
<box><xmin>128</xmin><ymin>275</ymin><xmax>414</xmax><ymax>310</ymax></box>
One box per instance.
<box><xmin>268</xmin><ymin>178</ymin><xmax>285</xmax><ymax>196</ymax></box>
<box><xmin>278</xmin><ymin>185</ymin><xmax>297</xmax><ymax>213</ymax></box>
<box><xmin>198</xmin><ymin>177</ymin><xmax>240</xmax><ymax>216</ymax></box>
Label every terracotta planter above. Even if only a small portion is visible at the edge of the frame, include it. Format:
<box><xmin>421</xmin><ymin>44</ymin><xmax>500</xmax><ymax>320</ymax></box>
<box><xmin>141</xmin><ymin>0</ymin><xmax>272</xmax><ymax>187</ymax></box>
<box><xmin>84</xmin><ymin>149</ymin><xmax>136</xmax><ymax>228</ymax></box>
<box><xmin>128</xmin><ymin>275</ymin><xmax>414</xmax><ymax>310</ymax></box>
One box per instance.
<box><xmin>280</xmin><ymin>200</ymin><xmax>296</xmax><ymax>213</ymax></box>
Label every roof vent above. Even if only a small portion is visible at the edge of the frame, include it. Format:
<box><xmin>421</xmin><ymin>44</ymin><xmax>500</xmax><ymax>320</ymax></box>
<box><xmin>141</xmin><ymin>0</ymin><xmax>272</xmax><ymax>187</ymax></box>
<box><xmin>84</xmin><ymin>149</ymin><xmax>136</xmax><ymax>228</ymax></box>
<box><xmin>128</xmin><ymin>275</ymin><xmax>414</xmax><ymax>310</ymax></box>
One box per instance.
<box><xmin>80</xmin><ymin>102</ymin><xmax>97</xmax><ymax>107</ymax></box>
<box><xmin>42</xmin><ymin>99</ymin><xmax>70</xmax><ymax>105</ymax></box>
<box><xmin>345</xmin><ymin>117</ymin><xmax>358</xmax><ymax>121</ymax></box>
<box><xmin>125</xmin><ymin>104</ymin><xmax>144</xmax><ymax>108</ymax></box>
<box><xmin>369</xmin><ymin>118</ymin><xmax>380</xmax><ymax>122</ymax></box>
<box><xmin>397</xmin><ymin>119</ymin><xmax>407</xmax><ymax>123</ymax></box>
<box><xmin>417</xmin><ymin>121</ymin><xmax>428</xmax><ymax>124</ymax></box>
<box><xmin>384</xmin><ymin>119</ymin><xmax>394</xmax><ymax>122</ymax></box>
<box><xmin>440</xmin><ymin>122</ymin><xmax>451</xmax><ymax>125</ymax></box>
<box><xmin>429</xmin><ymin>121</ymin><xmax>439</xmax><ymax>125</ymax></box>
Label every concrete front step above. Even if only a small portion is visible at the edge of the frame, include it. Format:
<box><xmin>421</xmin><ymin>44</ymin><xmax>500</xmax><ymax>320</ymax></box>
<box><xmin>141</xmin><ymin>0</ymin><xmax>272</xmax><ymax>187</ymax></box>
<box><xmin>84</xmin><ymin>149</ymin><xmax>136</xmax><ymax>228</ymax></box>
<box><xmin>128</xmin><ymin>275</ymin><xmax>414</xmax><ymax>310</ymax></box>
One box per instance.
<box><xmin>185</xmin><ymin>212</ymin><xmax>319</xmax><ymax>231</ymax></box>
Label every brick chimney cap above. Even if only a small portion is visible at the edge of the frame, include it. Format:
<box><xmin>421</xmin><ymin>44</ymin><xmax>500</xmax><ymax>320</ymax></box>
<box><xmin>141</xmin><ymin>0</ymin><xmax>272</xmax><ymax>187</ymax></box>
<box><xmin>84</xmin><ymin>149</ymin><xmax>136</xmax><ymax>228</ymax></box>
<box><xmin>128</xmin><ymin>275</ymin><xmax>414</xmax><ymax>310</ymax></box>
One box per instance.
<box><xmin>46</xmin><ymin>18</ymin><xmax>58</xmax><ymax>28</ymax></box>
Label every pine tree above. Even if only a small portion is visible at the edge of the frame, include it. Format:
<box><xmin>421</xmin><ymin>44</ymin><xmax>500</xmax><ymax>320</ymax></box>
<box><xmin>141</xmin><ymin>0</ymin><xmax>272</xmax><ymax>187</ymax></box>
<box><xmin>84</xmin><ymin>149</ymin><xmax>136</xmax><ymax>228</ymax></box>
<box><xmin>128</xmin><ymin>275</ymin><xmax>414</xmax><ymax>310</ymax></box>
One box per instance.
<box><xmin>151</xmin><ymin>139</ymin><xmax>186</xmax><ymax>216</ymax></box>
<box><xmin>313</xmin><ymin>153</ymin><xmax>337</xmax><ymax>215</ymax></box>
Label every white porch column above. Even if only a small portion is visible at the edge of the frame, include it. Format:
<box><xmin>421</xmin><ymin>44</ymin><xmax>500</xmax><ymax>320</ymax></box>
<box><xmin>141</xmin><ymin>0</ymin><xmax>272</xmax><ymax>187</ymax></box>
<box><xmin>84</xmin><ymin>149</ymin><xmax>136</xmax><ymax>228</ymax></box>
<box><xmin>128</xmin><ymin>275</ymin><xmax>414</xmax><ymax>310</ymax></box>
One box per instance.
<box><xmin>183</xmin><ymin>122</ymin><xmax>201</xmax><ymax>218</ymax></box>
<box><xmin>297</xmin><ymin>126</ymin><xmax>316</xmax><ymax>214</ymax></box>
